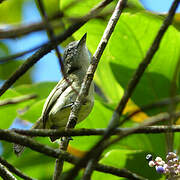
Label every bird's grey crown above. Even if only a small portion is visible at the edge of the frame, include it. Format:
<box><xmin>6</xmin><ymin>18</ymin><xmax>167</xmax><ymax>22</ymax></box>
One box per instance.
<box><xmin>63</xmin><ymin>41</ymin><xmax>78</xmax><ymax>62</ymax></box>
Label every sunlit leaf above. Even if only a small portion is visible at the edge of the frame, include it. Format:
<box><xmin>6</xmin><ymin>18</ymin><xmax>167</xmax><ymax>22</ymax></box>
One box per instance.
<box><xmin>19</xmin><ymin>99</ymin><xmax>45</xmax><ymax>123</ymax></box>
<box><xmin>0</xmin><ymin>89</ymin><xmax>33</xmax><ymax>129</ymax></box>
<box><xmin>14</xmin><ymin>82</ymin><xmax>57</xmax><ymax>101</ymax></box>
<box><xmin>0</xmin><ymin>0</ymin><xmax>24</xmax><ymax>24</ymax></box>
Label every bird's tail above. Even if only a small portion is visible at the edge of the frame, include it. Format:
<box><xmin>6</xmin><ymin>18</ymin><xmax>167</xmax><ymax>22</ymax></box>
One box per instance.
<box><xmin>13</xmin><ymin>118</ymin><xmax>42</xmax><ymax>156</ymax></box>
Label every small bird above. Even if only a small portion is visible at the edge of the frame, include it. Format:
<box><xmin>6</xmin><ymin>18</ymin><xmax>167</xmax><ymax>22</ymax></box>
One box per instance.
<box><xmin>14</xmin><ymin>33</ymin><xmax>94</xmax><ymax>156</ymax></box>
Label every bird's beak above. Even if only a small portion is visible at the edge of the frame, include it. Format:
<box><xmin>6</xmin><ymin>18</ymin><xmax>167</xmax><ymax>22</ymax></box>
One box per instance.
<box><xmin>77</xmin><ymin>33</ymin><xmax>87</xmax><ymax>48</ymax></box>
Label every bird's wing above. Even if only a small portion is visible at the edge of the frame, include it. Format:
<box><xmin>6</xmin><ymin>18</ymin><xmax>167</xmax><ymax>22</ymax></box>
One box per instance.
<box><xmin>49</xmin><ymin>79</ymin><xmax>79</xmax><ymax>116</ymax></box>
<box><xmin>41</xmin><ymin>78</ymin><xmax>73</xmax><ymax>128</ymax></box>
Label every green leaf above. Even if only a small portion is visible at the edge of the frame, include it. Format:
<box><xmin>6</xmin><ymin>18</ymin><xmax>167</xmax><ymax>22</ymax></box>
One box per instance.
<box><xmin>110</xmin><ymin>64</ymin><xmax>171</xmax><ymax>106</ymax></box>
<box><xmin>40</xmin><ymin>0</ymin><xmax>59</xmax><ymax>16</ymax></box>
<box><xmin>15</xmin><ymin>82</ymin><xmax>57</xmax><ymax>123</ymax></box>
<box><xmin>60</xmin><ymin>0</ymin><xmax>102</xmax><ymax>17</ymax></box>
<box><xmin>109</xmin><ymin>12</ymin><xmax>180</xmax><ymax>78</ymax></box>
<box><xmin>0</xmin><ymin>89</ymin><xmax>32</xmax><ymax>129</ymax></box>
<box><xmin>14</xmin><ymin>82</ymin><xmax>57</xmax><ymax>102</ymax></box>
<box><xmin>20</xmin><ymin>99</ymin><xmax>45</xmax><ymax>123</ymax></box>
<box><xmin>0</xmin><ymin>0</ymin><xmax>24</xmax><ymax>24</ymax></box>
<box><xmin>0</xmin><ymin>42</ymin><xmax>9</xmax><ymax>57</ymax></box>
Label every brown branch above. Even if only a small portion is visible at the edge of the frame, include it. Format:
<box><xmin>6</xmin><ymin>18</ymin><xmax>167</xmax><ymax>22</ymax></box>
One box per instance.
<box><xmin>0</xmin><ymin>164</ymin><xmax>17</xmax><ymax>180</ymax></box>
<box><xmin>0</xmin><ymin>0</ymin><xmax>113</xmax><ymax>97</ymax></box>
<box><xmin>0</xmin><ymin>94</ymin><xmax>37</xmax><ymax>106</ymax></box>
<box><xmin>9</xmin><ymin>125</ymin><xmax>180</xmax><ymax>137</ymax></box>
<box><xmin>0</xmin><ymin>130</ymin><xmax>144</xmax><ymax>180</ymax></box>
<box><xmin>82</xmin><ymin>159</ymin><xmax>96</xmax><ymax>180</ymax></box>
<box><xmin>63</xmin><ymin>0</ymin><xmax>127</xmax><ymax>180</ymax></box>
<box><xmin>0</xmin><ymin>157</ymin><xmax>34</xmax><ymax>180</ymax></box>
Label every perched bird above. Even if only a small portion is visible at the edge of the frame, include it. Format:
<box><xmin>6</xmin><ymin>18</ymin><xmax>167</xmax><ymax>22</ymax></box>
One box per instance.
<box><xmin>14</xmin><ymin>33</ymin><xmax>94</xmax><ymax>156</ymax></box>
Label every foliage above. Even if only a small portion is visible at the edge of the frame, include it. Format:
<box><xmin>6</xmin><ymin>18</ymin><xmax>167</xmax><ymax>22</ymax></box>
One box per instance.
<box><xmin>0</xmin><ymin>0</ymin><xmax>180</xmax><ymax>179</ymax></box>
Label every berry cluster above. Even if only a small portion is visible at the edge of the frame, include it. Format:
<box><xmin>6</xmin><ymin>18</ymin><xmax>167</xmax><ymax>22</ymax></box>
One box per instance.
<box><xmin>146</xmin><ymin>152</ymin><xmax>180</xmax><ymax>176</ymax></box>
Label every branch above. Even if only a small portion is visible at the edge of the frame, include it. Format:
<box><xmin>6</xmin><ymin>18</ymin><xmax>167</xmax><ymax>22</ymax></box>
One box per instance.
<box><xmin>0</xmin><ymin>0</ymin><xmax>113</xmax><ymax>97</ymax></box>
<box><xmin>82</xmin><ymin>159</ymin><xmax>96</xmax><ymax>180</ymax></box>
<box><xmin>9</xmin><ymin>125</ymin><xmax>180</xmax><ymax>137</ymax></box>
<box><xmin>63</xmin><ymin>0</ymin><xmax>127</xmax><ymax>179</ymax></box>
<box><xmin>0</xmin><ymin>94</ymin><xmax>37</xmax><ymax>106</ymax></box>
<box><xmin>0</xmin><ymin>164</ymin><xmax>17</xmax><ymax>180</ymax></box>
<box><xmin>0</xmin><ymin>130</ymin><xmax>144</xmax><ymax>179</ymax></box>
<box><xmin>0</xmin><ymin>157</ymin><xmax>34</xmax><ymax>180</ymax></box>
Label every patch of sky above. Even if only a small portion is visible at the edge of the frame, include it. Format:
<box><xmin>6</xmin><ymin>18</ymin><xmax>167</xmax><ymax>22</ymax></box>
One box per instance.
<box><xmin>140</xmin><ymin>0</ymin><xmax>180</xmax><ymax>13</ymax></box>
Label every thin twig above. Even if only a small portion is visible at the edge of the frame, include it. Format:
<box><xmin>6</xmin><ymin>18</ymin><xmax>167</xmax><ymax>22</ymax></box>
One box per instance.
<box><xmin>82</xmin><ymin>159</ymin><xmax>96</xmax><ymax>180</ymax></box>
<box><xmin>10</xmin><ymin>125</ymin><xmax>180</xmax><ymax>137</ymax></box>
<box><xmin>63</xmin><ymin>0</ymin><xmax>127</xmax><ymax>180</ymax></box>
<box><xmin>0</xmin><ymin>164</ymin><xmax>17</xmax><ymax>180</ymax></box>
<box><xmin>0</xmin><ymin>157</ymin><xmax>34</xmax><ymax>180</ymax></box>
<box><xmin>0</xmin><ymin>94</ymin><xmax>37</xmax><ymax>106</ymax></box>
<box><xmin>62</xmin><ymin>1</ymin><xmax>179</xmax><ymax>179</ymax></box>
<box><xmin>0</xmin><ymin>130</ymin><xmax>144</xmax><ymax>180</ymax></box>
<box><xmin>0</xmin><ymin>0</ymin><xmax>113</xmax><ymax>97</ymax></box>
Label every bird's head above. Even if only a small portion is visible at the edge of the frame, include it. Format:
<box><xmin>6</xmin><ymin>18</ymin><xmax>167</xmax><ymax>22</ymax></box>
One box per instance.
<box><xmin>63</xmin><ymin>33</ymin><xmax>90</xmax><ymax>74</ymax></box>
